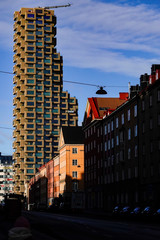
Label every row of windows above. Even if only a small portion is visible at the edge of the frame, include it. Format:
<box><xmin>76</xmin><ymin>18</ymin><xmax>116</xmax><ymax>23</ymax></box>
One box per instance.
<box><xmin>86</xmin><ymin>145</ymin><xmax>138</xmax><ymax>168</ymax></box>
<box><xmin>141</xmin><ymin>91</ymin><xmax>160</xmax><ymax>110</ymax></box>
<box><xmin>27</xmin><ymin>14</ymin><xmax>51</xmax><ymax>20</ymax></box>
<box><xmin>85</xmin><ymin>106</ymin><xmax>137</xmax><ymax>138</ymax></box>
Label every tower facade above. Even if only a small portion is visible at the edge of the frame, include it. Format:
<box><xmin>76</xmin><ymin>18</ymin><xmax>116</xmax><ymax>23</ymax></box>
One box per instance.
<box><xmin>13</xmin><ymin>8</ymin><xmax>78</xmax><ymax>195</ymax></box>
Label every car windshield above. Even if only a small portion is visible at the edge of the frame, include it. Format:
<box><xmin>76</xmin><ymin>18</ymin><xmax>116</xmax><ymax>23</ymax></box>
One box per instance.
<box><xmin>134</xmin><ymin>207</ymin><xmax>140</xmax><ymax>211</ymax></box>
<box><xmin>144</xmin><ymin>207</ymin><xmax>150</xmax><ymax>211</ymax></box>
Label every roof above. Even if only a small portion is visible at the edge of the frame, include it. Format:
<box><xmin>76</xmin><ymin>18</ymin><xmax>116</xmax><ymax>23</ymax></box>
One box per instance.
<box><xmin>90</xmin><ymin>97</ymin><xmax>127</xmax><ymax>118</ymax></box>
<box><xmin>83</xmin><ymin>95</ymin><xmax>128</xmax><ymax>126</ymax></box>
<box><xmin>62</xmin><ymin>126</ymin><xmax>84</xmax><ymax>144</ymax></box>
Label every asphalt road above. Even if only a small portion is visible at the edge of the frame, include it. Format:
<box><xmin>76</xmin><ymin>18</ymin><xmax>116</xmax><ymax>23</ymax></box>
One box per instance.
<box><xmin>22</xmin><ymin>211</ymin><xmax>160</xmax><ymax>240</ymax></box>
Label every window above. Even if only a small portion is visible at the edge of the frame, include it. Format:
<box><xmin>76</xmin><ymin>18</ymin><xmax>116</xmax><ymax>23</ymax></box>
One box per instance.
<box><xmin>120</xmin><ymin>131</ymin><xmax>124</xmax><ymax>143</ymax></box>
<box><xmin>27</xmin><ymin>79</ymin><xmax>34</xmax><ymax>84</ymax></box>
<box><xmin>116</xmin><ymin>135</ymin><xmax>119</xmax><ymax>146</ymax></box>
<box><xmin>44</xmin><ymin>16</ymin><xmax>51</xmax><ymax>20</ymax></box>
<box><xmin>111</xmin><ymin>120</ymin><xmax>114</xmax><ymax>131</ymax></box>
<box><xmin>122</xmin><ymin>170</ymin><xmax>125</xmax><ymax>181</ymax></box>
<box><xmin>72</xmin><ymin>182</ymin><xmax>78</xmax><ymax>191</ymax></box>
<box><xmin>36</xmin><ymin>108</ymin><xmax>42</xmax><ymax>112</ymax></box>
<box><xmin>116</xmin><ymin>117</ymin><xmax>118</xmax><ymax>128</ymax></box>
<box><xmin>135</xmin><ymin>145</ymin><xmax>138</xmax><ymax>157</ymax></box>
<box><xmin>27</xmin><ymin>24</ymin><xmax>34</xmax><ymax>29</ymax></box>
<box><xmin>105</xmin><ymin>142</ymin><xmax>107</xmax><ymax>151</ymax></box>
<box><xmin>121</xmin><ymin>113</ymin><xmax>124</xmax><ymax>125</ymax></box>
<box><xmin>44</xmin><ymin>26</ymin><xmax>51</xmax><ymax>31</ymax></box>
<box><xmin>27</xmin><ymin>47</ymin><xmax>34</xmax><ymax>51</ymax></box>
<box><xmin>27</xmin><ymin>147</ymin><xmax>34</xmax><ymax>151</ymax></box>
<box><xmin>135</xmin><ymin>167</ymin><xmax>138</xmax><ymax>178</ymax></box>
<box><xmin>149</xmin><ymin>95</ymin><xmax>152</xmax><ymax>107</ymax></box>
<box><xmin>150</xmin><ymin>166</ymin><xmax>153</xmax><ymax>177</ymax></box>
<box><xmin>108</xmin><ymin>123</ymin><xmax>110</xmax><ymax>133</ymax></box>
<box><xmin>134</xmin><ymin>105</ymin><xmax>137</xmax><ymax>117</ymax></box>
<box><xmin>150</xmin><ymin>142</ymin><xmax>153</xmax><ymax>153</ymax></box>
<box><xmin>128</xmin><ymin>168</ymin><xmax>131</xmax><ymax>179</ymax></box>
<box><xmin>150</xmin><ymin>118</ymin><xmax>153</xmax><ymax>129</ymax></box>
<box><xmin>128</xmin><ymin>128</ymin><xmax>131</xmax><ymax>140</ymax></box>
<box><xmin>72</xmin><ymin>159</ymin><xmax>77</xmax><ymax>166</ymax></box>
<box><xmin>158</xmin><ymin>114</ymin><xmax>160</xmax><ymax>126</ymax></box>
<box><xmin>104</xmin><ymin>125</ymin><xmax>107</xmax><ymax>135</ymax></box>
<box><xmin>27</xmin><ymin>169</ymin><xmax>34</xmax><ymax>174</ymax></box>
<box><xmin>128</xmin><ymin>148</ymin><xmax>131</xmax><ymax>159</ymax></box>
<box><xmin>72</xmin><ymin>171</ymin><xmax>77</xmax><ymax>178</ymax></box>
<box><xmin>36</xmin><ymin>31</ymin><xmax>42</xmax><ymax>35</ymax></box>
<box><xmin>36</xmin><ymin>42</ymin><xmax>42</xmax><ymax>46</ymax></box>
<box><xmin>27</xmin><ymin>124</ymin><xmax>34</xmax><ymax>128</ymax></box>
<box><xmin>142</xmin><ymin>122</ymin><xmax>145</xmax><ymax>133</ymax></box>
<box><xmin>27</xmin><ymin>68</ymin><xmax>34</xmax><ymax>73</ymax></box>
<box><xmin>27</xmin><ymin>102</ymin><xmax>34</xmax><ymax>106</ymax></box>
<box><xmin>72</xmin><ymin>148</ymin><xmax>77</xmax><ymax>154</ymax></box>
<box><xmin>134</xmin><ymin>125</ymin><xmax>138</xmax><ymax>137</ymax></box>
<box><xmin>44</xmin><ymin>59</ymin><xmax>51</xmax><ymax>63</ymax></box>
<box><xmin>158</xmin><ymin>90</ymin><xmax>160</xmax><ymax>102</ymax></box>
<box><xmin>27</xmin><ymin>14</ymin><xmax>34</xmax><ymax>18</ymax></box>
<box><xmin>111</xmin><ymin>138</ymin><xmax>114</xmax><ymax>148</ymax></box>
<box><xmin>120</xmin><ymin>150</ymin><xmax>124</xmax><ymax>162</ymax></box>
<box><xmin>128</xmin><ymin>109</ymin><xmax>130</xmax><ymax>121</ymax></box>
<box><xmin>108</xmin><ymin>140</ymin><xmax>110</xmax><ymax>150</ymax></box>
<box><xmin>142</xmin><ymin>100</ymin><xmax>145</xmax><ymax>111</ymax></box>
<box><xmin>27</xmin><ymin>35</ymin><xmax>34</xmax><ymax>40</ymax></box>
<box><xmin>27</xmin><ymin>58</ymin><xmax>34</xmax><ymax>62</ymax></box>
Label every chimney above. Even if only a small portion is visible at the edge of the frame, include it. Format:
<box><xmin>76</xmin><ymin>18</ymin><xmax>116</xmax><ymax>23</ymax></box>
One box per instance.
<box><xmin>119</xmin><ymin>92</ymin><xmax>129</xmax><ymax>100</ymax></box>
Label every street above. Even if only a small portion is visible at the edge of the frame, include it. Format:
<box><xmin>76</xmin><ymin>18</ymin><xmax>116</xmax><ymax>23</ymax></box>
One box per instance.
<box><xmin>1</xmin><ymin>210</ymin><xmax>160</xmax><ymax>240</ymax></box>
<box><xmin>15</xmin><ymin>211</ymin><xmax>160</xmax><ymax>239</ymax></box>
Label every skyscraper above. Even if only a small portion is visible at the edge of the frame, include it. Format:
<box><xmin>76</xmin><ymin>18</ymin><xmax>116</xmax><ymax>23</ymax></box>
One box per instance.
<box><xmin>13</xmin><ymin>7</ymin><xmax>78</xmax><ymax>195</ymax></box>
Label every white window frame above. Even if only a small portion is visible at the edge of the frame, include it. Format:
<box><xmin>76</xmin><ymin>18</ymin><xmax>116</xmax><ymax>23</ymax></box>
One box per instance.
<box><xmin>72</xmin><ymin>171</ymin><xmax>77</xmax><ymax>178</ymax></box>
<box><xmin>128</xmin><ymin>128</ymin><xmax>131</xmax><ymax>140</ymax></box>
<box><xmin>128</xmin><ymin>109</ymin><xmax>130</xmax><ymax>121</ymax></box>
<box><xmin>134</xmin><ymin>125</ymin><xmax>138</xmax><ymax>137</ymax></box>
<box><xmin>116</xmin><ymin>135</ymin><xmax>119</xmax><ymax>146</ymax></box>
<box><xmin>134</xmin><ymin>105</ymin><xmax>137</xmax><ymax>117</ymax></box>
<box><xmin>121</xmin><ymin>113</ymin><xmax>124</xmax><ymax>125</ymax></box>
<box><xmin>158</xmin><ymin>90</ymin><xmax>160</xmax><ymax>102</ymax></box>
<box><xmin>72</xmin><ymin>148</ymin><xmax>78</xmax><ymax>154</ymax></box>
<box><xmin>149</xmin><ymin>95</ymin><xmax>153</xmax><ymax>107</ymax></box>
<box><xmin>108</xmin><ymin>123</ymin><xmax>110</xmax><ymax>133</ymax></box>
<box><xmin>72</xmin><ymin>159</ymin><xmax>77</xmax><ymax>166</ymax></box>
<box><xmin>135</xmin><ymin>145</ymin><xmax>138</xmax><ymax>157</ymax></box>
<box><xmin>116</xmin><ymin>117</ymin><xmax>119</xmax><ymax>128</ymax></box>
<box><xmin>111</xmin><ymin>120</ymin><xmax>114</xmax><ymax>131</ymax></box>
<box><xmin>128</xmin><ymin>148</ymin><xmax>131</xmax><ymax>159</ymax></box>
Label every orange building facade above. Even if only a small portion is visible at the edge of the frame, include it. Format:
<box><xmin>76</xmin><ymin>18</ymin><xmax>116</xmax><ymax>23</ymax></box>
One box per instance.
<box><xmin>58</xmin><ymin>127</ymin><xmax>84</xmax><ymax>206</ymax></box>
<box><xmin>29</xmin><ymin>126</ymin><xmax>84</xmax><ymax>208</ymax></box>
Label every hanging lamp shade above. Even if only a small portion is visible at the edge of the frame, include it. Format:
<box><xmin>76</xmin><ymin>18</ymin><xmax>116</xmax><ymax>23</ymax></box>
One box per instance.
<box><xmin>96</xmin><ymin>86</ymin><xmax>107</xmax><ymax>95</ymax></box>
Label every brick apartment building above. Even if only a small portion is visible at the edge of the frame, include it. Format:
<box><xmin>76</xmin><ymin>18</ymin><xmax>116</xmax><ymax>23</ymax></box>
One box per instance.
<box><xmin>29</xmin><ymin>126</ymin><xmax>84</xmax><ymax>208</ymax></box>
<box><xmin>83</xmin><ymin>95</ymin><xmax>128</xmax><ymax>209</ymax></box>
<box><xmin>83</xmin><ymin>64</ymin><xmax>160</xmax><ymax>211</ymax></box>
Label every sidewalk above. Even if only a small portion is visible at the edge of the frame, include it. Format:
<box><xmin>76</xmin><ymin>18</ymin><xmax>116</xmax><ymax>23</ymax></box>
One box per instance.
<box><xmin>83</xmin><ymin>209</ymin><xmax>112</xmax><ymax>219</ymax></box>
<box><xmin>0</xmin><ymin>211</ymin><xmax>13</xmax><ymax>240</ymax></box>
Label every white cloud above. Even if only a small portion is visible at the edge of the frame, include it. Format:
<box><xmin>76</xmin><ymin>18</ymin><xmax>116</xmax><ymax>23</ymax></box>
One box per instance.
<box><xmin>1</xmin><ymin>0</ymin><xmax>160</xmax><ymax>76</ymax></box>
<box><xmin>56</xmin><ymin>0</ymin><xmax>160</xmax><ymax>76</ymax></box>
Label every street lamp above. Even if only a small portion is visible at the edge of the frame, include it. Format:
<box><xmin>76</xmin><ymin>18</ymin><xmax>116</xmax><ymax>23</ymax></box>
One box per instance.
<box><xmin>96</xmin><ymin>86</ymin><xmax>107</xmax><ymax>95</ymax></box>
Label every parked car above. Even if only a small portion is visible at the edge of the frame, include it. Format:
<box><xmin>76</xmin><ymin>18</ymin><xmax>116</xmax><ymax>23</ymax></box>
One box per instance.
<box><xmin>130</xmin><ymin>207</ymin><xmax>141</xmax><ymax>220</ymax></box>
<box><xmin>141</xmin><ymin>206</ymin><xmax>153</xmax><ymax>218</ymax></box>
<box><xmin>130</xmin><ymin>207</ymin><xmax>141</xmax><ymax>216</ymax></box>
<box><xmin>120</xmin><ymin>206</ymin><xmax>131</xmax><ymax>217</ymax></box>
<box><xmin>112</xmin><ymin>206</ymin><xmax>122</xmax><ymax>217</ymax></box>
<box><xmin>153</xmin><ymin>208</ymin><xmax>160</xmax><ymax>221</ymax></box>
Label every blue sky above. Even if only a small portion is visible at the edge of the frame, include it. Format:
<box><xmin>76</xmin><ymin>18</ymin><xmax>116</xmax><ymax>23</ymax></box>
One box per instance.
<box><xmin>1</xmin><ymin>0</ymin><xmax>160</xmax><ymax>155</ymax></box>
